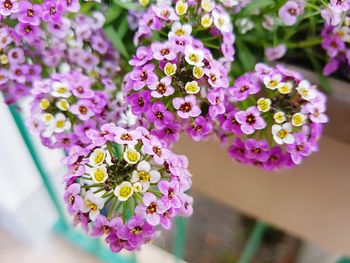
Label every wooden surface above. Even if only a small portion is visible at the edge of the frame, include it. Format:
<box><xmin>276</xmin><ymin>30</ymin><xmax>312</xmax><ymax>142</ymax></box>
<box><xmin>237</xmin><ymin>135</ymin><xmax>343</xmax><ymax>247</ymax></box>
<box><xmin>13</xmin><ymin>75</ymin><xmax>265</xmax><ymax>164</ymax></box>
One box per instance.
<box><xmin>175</xmin><ymin>135</ymin><xmax>350</xmax><ymax>256</ymax></box>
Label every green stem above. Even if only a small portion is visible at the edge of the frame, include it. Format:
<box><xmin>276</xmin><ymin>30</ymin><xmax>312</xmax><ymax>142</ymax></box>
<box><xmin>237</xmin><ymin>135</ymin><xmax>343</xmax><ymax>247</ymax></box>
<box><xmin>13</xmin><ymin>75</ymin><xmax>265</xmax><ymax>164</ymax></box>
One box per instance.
<box><xmin>108</xmin><ymin>197</ymin><xmax>118</xmax><ymax>219</ymax></box>
<box><xmin>287</xmin><ymin>37</ymin><xmax>323</xmax><ymax>49</ymax></box>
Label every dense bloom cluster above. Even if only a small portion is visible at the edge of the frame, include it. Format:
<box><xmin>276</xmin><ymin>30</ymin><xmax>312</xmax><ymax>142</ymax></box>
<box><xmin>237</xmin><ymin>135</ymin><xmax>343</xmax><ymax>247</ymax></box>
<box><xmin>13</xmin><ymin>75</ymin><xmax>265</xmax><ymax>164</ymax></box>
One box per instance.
<box><xmin>124</xmin><ymin>37</ymin><xmax>229</xmax><ymax>144</ymax></box>
<box><xmin>133</xmin><ymin>0</ymin><xmax>235</xmax><ymax>66</ymax></box>
<box><xmin>321</xmin><ymin>3</ymin><xmax>350</xmax><ymax>76</ymax></box>
<box><xmin>62</xmin><ymin>125</ymin><xmax>193</xmax><ymax>252</ymax></box>
<box><xmin>28</xmin><ymin>71</ymin><xmax>111</xmax><ymax>149</ymax></box>
<box><xmin>218</xmin><ymin>64</ymin><xmax>328</xmax><ymax>170</ymax></box>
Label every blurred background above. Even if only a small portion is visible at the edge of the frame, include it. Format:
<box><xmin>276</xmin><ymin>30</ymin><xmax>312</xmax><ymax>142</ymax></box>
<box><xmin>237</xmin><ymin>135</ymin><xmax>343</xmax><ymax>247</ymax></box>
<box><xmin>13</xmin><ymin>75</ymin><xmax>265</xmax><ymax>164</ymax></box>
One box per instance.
<box><xmin>1</xmin><ymin>65</ymin><xmax>350</xmax><ymax>263</ymax></box>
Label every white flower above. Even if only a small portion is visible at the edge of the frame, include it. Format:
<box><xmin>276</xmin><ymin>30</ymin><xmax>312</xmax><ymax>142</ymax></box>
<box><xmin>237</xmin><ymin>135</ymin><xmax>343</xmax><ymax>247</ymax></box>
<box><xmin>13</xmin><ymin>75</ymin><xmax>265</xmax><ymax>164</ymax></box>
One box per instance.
<box><xmin>257</xmin><ymin>98</ymin><xmax>271</xmax><ymax>112</ymax></box>
<box><xmin>169</xmin><ymin>22</ymin><xmax>192</xmax><ymax>38</ymax></box>
<box><xmin>185</xmin><ymin>81</ymin><xmax>200</xmax><ymax>94</ymax></box>
<box><xmin>51</xmin><ymin>81</ymin><xmax>71</xmax><ymax>98</ymax></box>
<box><xmin>55</xmin><ymin>99</ymin><xmax>70</xmax><ymax>111</ymax></box>
<box><xmin>201</xmin><ymin>0</ymin><xmax>215</xmax><ymax>12</ymax></box>
<box><xmin>263</xmin><ymin>74</ymin><xmax>282</xmax><ymax>90</ymax></box>
<box><xmin>39</xmin><ymin>98</ymin><xmax>50</xmax><ymax>110</ymax></box>
<box><xmin>277</xmin><ymin>82</ymin><xmax>293</xmax><ymax>94</ymax></box>
<box><xmin>81</xmin><ymin>191</ymin><xmax>104</xmax><ymax>220</ymax></box>
<box><xmin>212</xmin><ymin>10</ymin><xmax>232</xmax><ymax>33</ymax></box>
<box><xmin>118</xmin><ymin>108</ymin><xmax>137</xmax><ymax>128</ymax></box>
<box><xmin>41</xmin><ymin>113</ymin><xmax>55</xmax><ymax>125</ymax></box>
<box><xmin>131</xmin><ymin>160</ymin><xmax>161</xmax><ymax>192</ymax></box>
<box><xmin>296</xmin><ymin>80</ymin><xmax>316</xmax><ymax>101</ymax></box>
<box><xmin>184</xmin><ymin>45</ymin><xmax>204</xmax><ymax>67</ymax></box>
<box><xmin>292</xmin><ymin>113</ymin><xmax>306</xmax><ymax>127</ymax></box>
<box><xmin>238</xmin><ymin>18</ymin><xmax>254</xmax><ymax>34</ymax></box>
<box><xmin>201</xmin><ymin>14</ymin><xmax>213</xmax><ymax>28</ymax></box>
<box><xmin>175</xmin><ymin>1</ymin><xmax>188</xmax><ymax>15</ymax></box>
<box><xmin>272</xmin><ymin>123</ymin><xmax>295</xmax><ymax>145</ymax></box>
<box><xmin>123</xmin><ymin>146</ymin><xmax>141</xmax><ymax>164</ymax></box>
<box><xmin>164</xmin><ymin>62</ymin><xmax>177</xmax><ymax>76</ymax></box>
<box><xmin>90</xmin><ymin>165</ymin><xmax>108</xmax><ymax>184</ymax></box>
<box><xmin>133</xmin><ymin>182</ymin><xmax>142</xmax><ymax>193</ymax></box>
<box><xmin>273</xmin><ymin>111</ymin><xmax>286</xmax><ymax>124</ymax></box>
<box><xmin>53</xmin><ymin>113</ymin><xmax>71</xmax><ymax>133</ymax></box>
<box><xmin>89</xmin><ymin>148</ymin><xmax>106</xmax><ymax>166</ymax></box>
<box><xmin>114</xmin><ymin>182</ymin><xmax>134</xmax><ymax>201</ymax></box>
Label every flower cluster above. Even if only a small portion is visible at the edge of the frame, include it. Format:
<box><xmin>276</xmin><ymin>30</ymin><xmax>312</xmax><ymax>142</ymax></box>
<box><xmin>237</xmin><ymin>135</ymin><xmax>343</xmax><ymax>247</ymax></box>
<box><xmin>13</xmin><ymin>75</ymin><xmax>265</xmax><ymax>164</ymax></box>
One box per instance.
<box><xmin>124</xmin><ymin>37</ymin><xmax>229</xmax><ymax>144</ymax></box>
<box><xmin>62</xmin><ymin>125</ymin><xmax>193</xmax><ymax>252</ymax></box>
<box><xmin>321</xmin><ymin>4</ymin><xmax>350</xmax><ymax>76</ymax></box>
<box><xmin>218</xmin><ymin>64</ymin><xmax>328</xmax><ymax>170</ymax></box>
<box><xmin>133</xmin><ymin>0</ymin><xmax>235</xmax><ymax>66</ymax></box>
<box><xmin>28</xmin><ymin>71</ymin><xmax>111</xmax><ymax>149</ymax></box>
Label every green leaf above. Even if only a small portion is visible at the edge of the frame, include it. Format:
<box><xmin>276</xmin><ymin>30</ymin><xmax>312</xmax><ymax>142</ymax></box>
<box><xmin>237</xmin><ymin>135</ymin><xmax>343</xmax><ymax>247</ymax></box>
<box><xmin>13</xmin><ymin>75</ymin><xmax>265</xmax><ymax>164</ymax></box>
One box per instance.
<box><xmin>105</xmin><ymin>5</ymin><xmax>122</xmax><ymax>25</ymax></box>
<box><xmin>117</xmin><ymin>15</ymin><xmax>129</xmax><ymax>39</ymax></box>
<box><xmin>235</xmin><ymin>40</ymin><xmax>256</xmax><ymax>72</ymax></box>
<box><xmin>112</xmin><ymin>0</ymin><xmax>141</xmax><ymax>10</ymax></box>
<box><xmin>239</xmin><ymin>0</ymin><xmax>274</xmax><ymax>17</ymax></box>
<box><xmin>104</xmin><ymin>25</ymin><xmax>130</xmax><ymax>59</ymax></box>
<box><xmin>306</xmin><ymin>49</ymin><xmax>332</xmax><ymax>93</ymax></box>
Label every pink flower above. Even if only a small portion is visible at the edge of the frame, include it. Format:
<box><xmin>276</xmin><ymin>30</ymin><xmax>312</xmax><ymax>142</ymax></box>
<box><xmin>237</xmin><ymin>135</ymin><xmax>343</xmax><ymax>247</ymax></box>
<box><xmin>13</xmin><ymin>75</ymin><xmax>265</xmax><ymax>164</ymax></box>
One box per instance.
<box><xmin>235</xmin><ymin>106</ymin><xmax>266</xmax><ymax>134</ymax></box>
<box><xmin>114</xmin><ymin>127</ymin><xmax>141</xmax><ymax>146</ymax></box>
<box><xmin>129</xmin><ymin>64</ymin><xmax>158</xmax><ymax>91</ymax></box>
<box><xmin>148</xmin><ymin>76</ymin><xmax>174</xmax><ymax>98</ymax></box>
<box><xmin>172</xmin><ymin>95</ymin><xmax>201</xmax><ymax>119</ymax></box>
<box><xmin>265</xmin><ymin>44</ymin><xmax>287</xmax><ymax>61</ymax></box>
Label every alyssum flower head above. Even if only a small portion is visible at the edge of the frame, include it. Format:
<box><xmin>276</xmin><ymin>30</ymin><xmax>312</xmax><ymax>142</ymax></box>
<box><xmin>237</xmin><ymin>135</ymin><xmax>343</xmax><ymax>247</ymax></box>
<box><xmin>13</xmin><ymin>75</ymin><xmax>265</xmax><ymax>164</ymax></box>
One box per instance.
<box><xmin>125</xmin><ymin>37</ymin><xmax>229</xmax><ymax>145</ymax></box>
<box><xmin>132</xmin><ymin>0</ymin><xmax>235</xmax><ymax>66</ymax></box>
<box><xmin>218</xmin><ymin>63</ymin><xmax>328</xmax><ymax>170</ymax></box>
<box><xmin>62</xmin><ymin>124</ymin><xmax>193</xmax><ymax>253</ymax></box>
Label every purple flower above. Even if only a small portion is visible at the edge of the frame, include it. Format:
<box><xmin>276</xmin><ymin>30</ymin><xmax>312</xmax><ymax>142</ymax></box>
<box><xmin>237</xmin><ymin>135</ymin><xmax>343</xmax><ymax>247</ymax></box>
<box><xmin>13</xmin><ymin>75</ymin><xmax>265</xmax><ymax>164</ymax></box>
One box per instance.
<box><xmin>177</xmin><ymin>193</ymin><xmax>193</xmax><ymax>217</ymax></box>
<box><xmin>71</xmin><ymin>77</ymin><xmax>94</xmax><ymax>99</ymax></box>
<box><xmin>47</xmin><ymin>17</ymin><xmax>71</xmax><ymax>39</ymax></box>
<box><xmin>152</xmin><ymin>122</ymin><xmax>181</xmax><ymax>145</ymax></box>
<box><xmin>323</xmin><ymin>59</ymin><xmax>339</xmax><ymax>76</ymax></box>
<box><xmin>305</xmin><ymin>103</ymin><xmax>328</xmax><ymax>123</ymax></box>
<box><xmin>278</xmin><ymin>1</ymin><xmax>303</xmax><ymax>26</ymax></box>
<box><xmin>263</xmin><ymin>147</ymin><xmax>286</xmax><ymax>170</ymax></box>
<box><xmin>114</xmin><ymin>127</ymin><xmax>141</xmax><ymax>146</ymax></box>
<box><xmin>322</xmin><ymin>35</ymin><xmax>345</xmax><ymax>58</ymax></box>
<box><xmin>8</xmin><ymin>48</ymin><xmax>25</xmax><ymax>64</ymax></box>
<box><xmin>70</xmin><ymin>100</ymin><xmax>94</xmax><ymax>121</ymax></box>
<box><xmin>129</xmin><ymin>64</ymin><xmax>158</xmax><ymax>91</ymax></box>
<box><xmin>321</xmin><ymin>5</ymin><xmax>343</xmax><ymax>26</ymax></box>
<box><xmin>142</xmin><ymin>137</ymin><xmax>170</xmax><ymax>164</ymax></box>
<box><xmin>172</xmin><ymin>95</ymin><xmax>201</xmax><ymax>119</ymax></box>
<box><xmin>221</xmin><ymin>109</ymin><xmax>242</xmax><ymax>135</ymax></box>
<box><xmin>186</xmin><ymin>116</ymin><xmax>213</xmax><ymax>142</ymax></box>
<box><xmin>235</xmin><ymin>106</ymin><xmax>266</xmax><ymax>134</ymax></box>
<box><xmin>148</xmin><ymin>76</ymin><xmax>174</xmax><ymax>98</ymax></box>
<box><xmin>160</xmin><ymin>206</ymin><xmax>175</xmax><ymax>230</ymax></box>
<box><xmin>158</xmin><ymin>180</ymin><xmax>182</xmax><ymax>209</ymax></box>
<box><xmin>145</xmin><ymin>101</ymin><xmax>174</xmax><ymax>129</ymax></box>
<box><xmin>106</xmin><ymin>233</ymin><xmax>134</xmax><ymax>253</ymax></box>
<box><xmin>128</xmin><ymin>90</ymin><xmax>152</xmax><ymax>116</ymax></box>
<box><xmin>15</xmin><ymin>23</ymin><xmax>41</xmax><ymax>43</ymax></box>
<box><xmin>286</xmin><ymin>132</ymin><xmax>312</xmax><ymax>164</ymax></box>
<box><xmin>152</xmin><ymin>5</ymin><xmax>178</xmax><ymax>22</ymax></box>
<box><xmin>151</xmin><ymin>41</ymin><xmax>177</xmax><ymax>61</ymax></box>
<box><xmin>91</xmin><ymin>216</ymin><xmax>123</xmax><ymax>237</ymax></box>
<box><xmin>118</xmin><ymin>216</ymin><xmax>155</xmax><ymax>246</ymax></box>
<box><xmin>228</xmin><ymin>74</ymin><xmax>260</xmax><ymax>101</ymax></box>
<box><xmin>135</xmin><ymin>193</ymin><xmax>170</xmax><ymax>226</ymax></box>
<box><xmin>129</xmin><ymin>47</ymin><xmax>153</xmax><ymax>67</ymax></box>
<box><xmin>0</xmin><ymin>0</ymin><xmax>19</xmax><ymax>16</ymax></box>
<box><xmin>207</xmin><ymin>89</ymin><xmax>225</xmax><ymax>117</ymax></box>
<box><xmin>244</xmin><ymin>139</ymin><xmax>270</xmax><ymax>162</ymax></box>
<box><xmin>18</xmin><ymin>1</ymin><xmax>42</xmax><ymax>26</ymax></box>
<box><xmin>55</xmin><ymin>132</ymin><xmax>78</xmax><ymax>149</ymax></box>
<box><xmin>63</xmin><ymin>183</ymin><xmax>83</xmax><ymax>214</ymax></box>
<box><xmin>228</xmin><ymin>138</ymin><xmax>247</xmax><ymax>163</ymax></box>
<box><xmin>41</xmin><ymin>0</ymin><xmax>65</xmax><ymax>23</ymax></box>
<box><xmin>265</xmin><ymin>44</ymin><xmax>287</xmax><ymax>61</ymax></box>
<box><xmin>64</xmin><ymin>0</ymin><xmax>80</xmax><ymax>13</ymax></box>
<box><xmin>73</xmin><ymin>212</ymin><xmax>89</xmax><ymax>233</ymax></box>
<box><xmin>73</xmin><ymin>119</ymin><xmax>96</xmax><ymax>145</ymax></box>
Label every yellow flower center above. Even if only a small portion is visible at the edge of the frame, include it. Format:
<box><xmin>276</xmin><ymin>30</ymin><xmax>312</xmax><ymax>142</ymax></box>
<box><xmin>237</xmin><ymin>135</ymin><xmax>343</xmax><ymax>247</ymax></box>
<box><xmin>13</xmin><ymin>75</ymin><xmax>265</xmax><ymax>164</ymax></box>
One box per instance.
<box><xmin>164</xmin><ymin>63</ymin><xmax>176</xmax><ymax>76</ymax></box>
<box><xmin>56</xmin><ymin>120</ymin><xmax>65</xmax><ymax>128</ymax></box>
<box><xmin>120</xmin><ymin>185</ymin><xmax>132</xmax><ymax>198</ymax></box>
<box><xmin>277</xmin><ymin>129</ymin><xmax>288</xmax><ymax>139</ymax></box>
<box><xmin>127</xmin><ymin>151</ymin><xmax>139</xmax><ymax>162</ymax></box>
<box><xmin>94</xmin><ymin>152</ymin><xmax>105</xmax><ymax>165</ymax></box>
<box><xmin>86</xmin><ymin>201</ymin><xmax>97</xmax><ymax>211</ymax></box>
<box><xmin>39</xmin><ymin>99</ymin><xmax>50</xmax><ymax>110</ymax></box>
<box><xmin>93</xmin><ymin>169</ymin><xmax>106</xmax><ymax>182</ymax></box>
<box><xmin>138</xmin><ymin>171</ymin><xmax>150</xmax><ymax>182</ymax></box>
